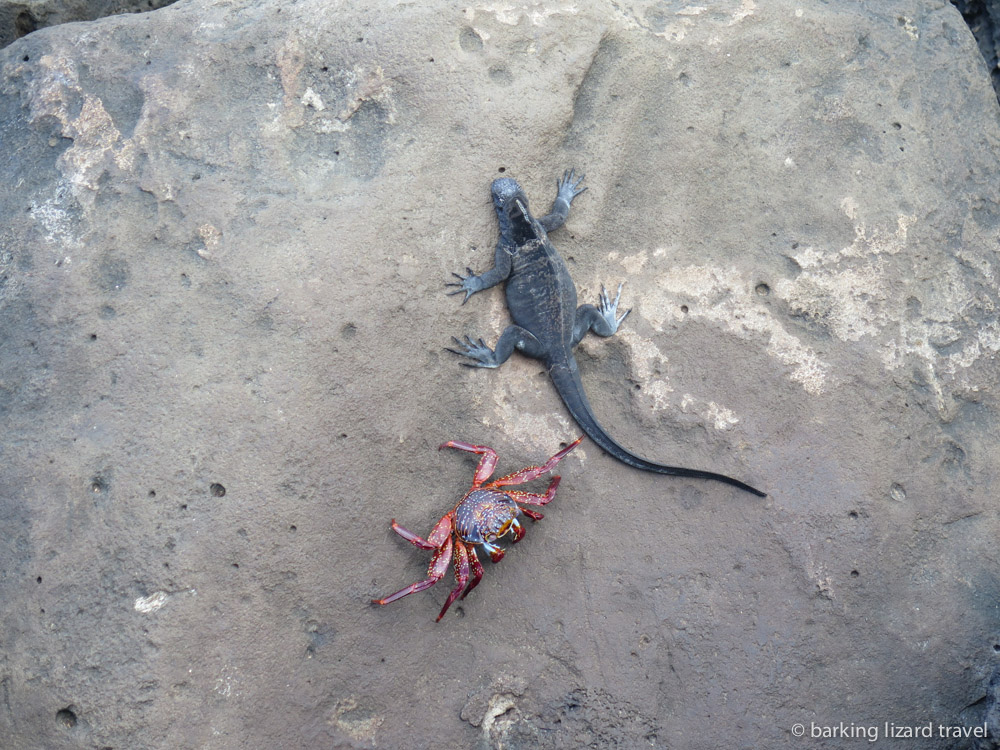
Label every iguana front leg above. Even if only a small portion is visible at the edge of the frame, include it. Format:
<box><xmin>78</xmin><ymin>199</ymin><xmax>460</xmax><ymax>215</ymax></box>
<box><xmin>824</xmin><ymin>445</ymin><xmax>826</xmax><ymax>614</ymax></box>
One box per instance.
<box><xmin>572</xmin><ymin>283</ymin><xmax>632</xmax><ymax>346</ymax></box>
<box><xmin>446</xmin><ymin>240</ymin><xmax>514</xmax><ymax>304</ymax></box>
<box><xmin>538</xmin><ymin>169</ymin><xmax>587</xmax><ymax>233</ymax></box>
<box><xmin>446</xmin><ymin>326</ymin><xmax>545</xmax><ymax>368</ymax></box>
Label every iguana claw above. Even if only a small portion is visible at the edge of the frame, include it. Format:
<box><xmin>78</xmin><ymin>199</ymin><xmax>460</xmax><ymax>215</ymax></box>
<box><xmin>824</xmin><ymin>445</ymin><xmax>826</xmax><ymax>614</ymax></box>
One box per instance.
<box><xmin>445</xmin><ymin>335</ymin><xmax>499</xmax><ymax>367</ymax></box>
<box><xmin>445</xmin><ymin>267</ymin><xmax>483</xmax><ymax>304</ymax></box>
<box><xmin>556</xmin><ymin>169</ymin><xmax>587</xmax><ymax>205</ymax></box>
<box><xmin>599</xmin><ymin>283</ymin><xmax>631</xmax><ymax>332</ymax></box>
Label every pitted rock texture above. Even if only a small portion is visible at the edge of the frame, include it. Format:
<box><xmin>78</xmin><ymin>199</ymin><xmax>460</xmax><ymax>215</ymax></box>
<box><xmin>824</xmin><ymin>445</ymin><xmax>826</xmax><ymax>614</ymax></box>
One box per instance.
<box><xmin>1</xmin><ymin>1</ymin><xmax>1000</xmax><ymax>748</ymax></box>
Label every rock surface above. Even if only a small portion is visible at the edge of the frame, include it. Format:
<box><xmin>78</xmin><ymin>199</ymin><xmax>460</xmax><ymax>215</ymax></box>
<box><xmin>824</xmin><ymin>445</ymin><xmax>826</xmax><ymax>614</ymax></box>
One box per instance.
<box><xmin>0</xmin><ymin>0</ymin><xmax>177</xmax><ymax>50</ymax></box>
<box><xmin>953</xmin><ymin>0</ymin><xmax>1000</xmax><ymax>99</ymax></box>
<box><xmin>1</xmin><ymin>0</ymin><xmax>1000</xmax><ymax>747</ymax></box>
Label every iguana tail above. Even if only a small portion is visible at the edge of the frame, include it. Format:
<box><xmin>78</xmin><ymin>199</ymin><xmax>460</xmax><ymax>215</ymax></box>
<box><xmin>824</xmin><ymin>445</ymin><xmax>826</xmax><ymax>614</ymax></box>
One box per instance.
<box><xmin>547</xmin><ymin>356</ymin><xmax>766</xmax><ymax>497</ymax></box>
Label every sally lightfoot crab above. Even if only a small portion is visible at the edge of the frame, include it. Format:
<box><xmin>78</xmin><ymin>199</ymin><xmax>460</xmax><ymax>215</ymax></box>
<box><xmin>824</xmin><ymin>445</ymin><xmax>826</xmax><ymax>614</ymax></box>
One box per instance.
<box><xmin>372</xmin><ymin>436</ymin><xmax>583</xmax><ymax>621</ymax></box>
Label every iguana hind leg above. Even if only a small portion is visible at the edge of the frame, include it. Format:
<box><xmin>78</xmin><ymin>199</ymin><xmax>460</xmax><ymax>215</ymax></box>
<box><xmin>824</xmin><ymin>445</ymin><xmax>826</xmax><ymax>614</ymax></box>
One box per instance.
<box><xmin>446</xmin><ymin>325</ymin><xmax>544</xmax><ymax>368</ymax></box>
<box><xmin>572</xmin><ymin>283</ymin><xmax>632</xmax><ymax>346</ymax></box>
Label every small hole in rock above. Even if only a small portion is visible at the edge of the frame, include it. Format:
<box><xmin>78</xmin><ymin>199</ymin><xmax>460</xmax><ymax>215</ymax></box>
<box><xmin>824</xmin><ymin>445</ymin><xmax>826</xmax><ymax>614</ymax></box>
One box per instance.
<box><xmin>56</xmin><ymin>707</ymin><xmax>77</xmax><ymax>728</ymax></box>
<box><xmin>289</xmin><ymin>525</ymin><xmax>297</xmax><ymax>532</ymax></box>
<box><xmin>850</xmin><ymin>570</ymin><xmax>859</xmax><ymax>578</ymax></box>
<box><xmin>755</xmin><ymin>283</ymin><xmax>770</xmax><ymax>296</ymax></box>
<box><xmin>498</xmin><ymin>167</ymin><xmax>506</xmax><ymax>173</ymax></box>
<box><xmin>210</xmin><ymin>483</ymin><xmax>226</xmax><ymax>498</ymax></box>
<box><xmin>680</xmin><ymin>305</ymin><xmax>689</xmax><ymax>314</ymax></box>
<box><xmin>848</xmin><ymin>511</ymin><xmax>858</xmax><ymax>519</ymax></box>
<box><xmin>36</xmin><ymin>576</ymin><xmax>42</xmax><ymax>583</ymax></box>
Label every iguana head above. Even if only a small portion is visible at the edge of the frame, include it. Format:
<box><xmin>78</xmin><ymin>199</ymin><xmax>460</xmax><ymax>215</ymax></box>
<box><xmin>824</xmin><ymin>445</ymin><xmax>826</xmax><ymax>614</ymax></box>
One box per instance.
<box><xmin>490</xmin><ymin>177</ymin><xmax>525</xmax><ymax>211</ymax></box>
<box><xmin>491</xmin><ymin>177</ymin><xmax>540</xmax><ymax>245</ymax></box>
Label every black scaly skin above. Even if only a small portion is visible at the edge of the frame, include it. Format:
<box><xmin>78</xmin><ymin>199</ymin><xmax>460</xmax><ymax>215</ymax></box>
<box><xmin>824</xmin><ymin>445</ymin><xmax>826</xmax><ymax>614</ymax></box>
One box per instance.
<box><xmin>446</xmin><ymin>170</ymin><xmax>766</xmax><ymax>498</ymax></box>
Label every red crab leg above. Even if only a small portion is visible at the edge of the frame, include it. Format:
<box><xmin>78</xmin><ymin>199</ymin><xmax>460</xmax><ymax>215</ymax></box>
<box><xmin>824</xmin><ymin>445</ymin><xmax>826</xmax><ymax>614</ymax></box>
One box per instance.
<box><xmin>506</xmin><ymin>476</ymin><xmax>561</xmax><ymax>507</ymax></box>
<box><xmin>439</xmin><ymin>440</ymin><xmax>498</xmax><ymax>486</ymax></box>
<box><xmin>372</xmin><ymin>536</ymin><xmax>453</xmax><ymax>606</ymax></box>
<box><xmin>426</xmin><ymin>513</ymin><xmax>454</xmax><ymax>548</ymax></box>
<box><xmin>390</xmin><ymin>514</ymin><xmax>452</xmax><ymax>549</ymax></box>
<box><xmin>389</xmin><ymin>519</ymin><xmax>436</xmax><ymax>550</ymax></box>
<box><xmin>436</xmin><ymin>539</ymin><xmax>470</xmax><ymax>621</ymax></box>
<box><xmin>487</xmin><ymin>437</ymin><xmax>583</xmax><ymax>488</ymax></box>
<box><xmin>460</xmin><ymin>545</ymin><xmax>484</xmax><ymax>600</ymax></box>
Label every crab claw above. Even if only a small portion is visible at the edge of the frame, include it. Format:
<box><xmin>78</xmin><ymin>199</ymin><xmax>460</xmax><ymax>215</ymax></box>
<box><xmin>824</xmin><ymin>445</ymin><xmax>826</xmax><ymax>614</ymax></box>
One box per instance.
<box><xmin>508</xmin><ymin>518</ymin><xmax>526</xmax><ymax>543</ymax></box>
<box><xmin>483</xmin><ymin>541</ymin><xmax>505</xmax><ymax>563</ymax></box>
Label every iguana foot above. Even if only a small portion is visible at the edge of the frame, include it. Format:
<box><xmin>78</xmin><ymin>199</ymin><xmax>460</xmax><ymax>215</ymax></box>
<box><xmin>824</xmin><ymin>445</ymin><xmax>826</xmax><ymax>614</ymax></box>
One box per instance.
<box><xmin>445</xmin><ymin>267</ymin><xmax>485</xmax><ymax>304</ymax></box>
<box><xmin>598</xmin><ymin>283</ymin><xmax>631</xmax><ymax>332</ymax></box>
<box><xmin>446</xmin><ymin>336</ymin><xmax>501</xmax><ymax>368</ymax></box>
<box><xmin>556</xmin><ymin>169</ymin><xmax>587</xmax><ymax>206</ymax></box>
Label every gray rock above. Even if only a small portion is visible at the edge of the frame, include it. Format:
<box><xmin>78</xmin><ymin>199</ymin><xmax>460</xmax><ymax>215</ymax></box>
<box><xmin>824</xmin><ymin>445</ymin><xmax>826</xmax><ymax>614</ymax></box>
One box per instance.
<box><xmin>0</xmin><ymin>0</ymin><xmax>178</xmax><ymax>50</ymax></box>
<box><xmin>952</xmin><ymin>0</ymin><xmax>1000</xmax><ymax>99</ymax></box>
<box><xmin>1</xmin><ymin>0</ymin><xmax>999</xmax><ymax>748</ymax></box>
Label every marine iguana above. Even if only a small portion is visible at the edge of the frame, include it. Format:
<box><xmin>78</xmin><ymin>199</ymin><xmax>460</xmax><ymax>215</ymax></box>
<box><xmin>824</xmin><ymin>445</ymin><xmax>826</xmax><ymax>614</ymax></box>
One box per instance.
<box><xmin>446</xmin><ymin>170</ymin><xmax>766</xmax><ymax>498</ymax></box>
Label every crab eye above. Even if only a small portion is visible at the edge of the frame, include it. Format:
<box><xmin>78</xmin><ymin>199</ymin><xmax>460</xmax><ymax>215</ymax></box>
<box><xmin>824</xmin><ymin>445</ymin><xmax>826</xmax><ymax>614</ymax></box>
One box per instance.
<box><xmin>485</xmin><ymin>533</ymin><xmax>496</xmax><ymax>542</ymax></box>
